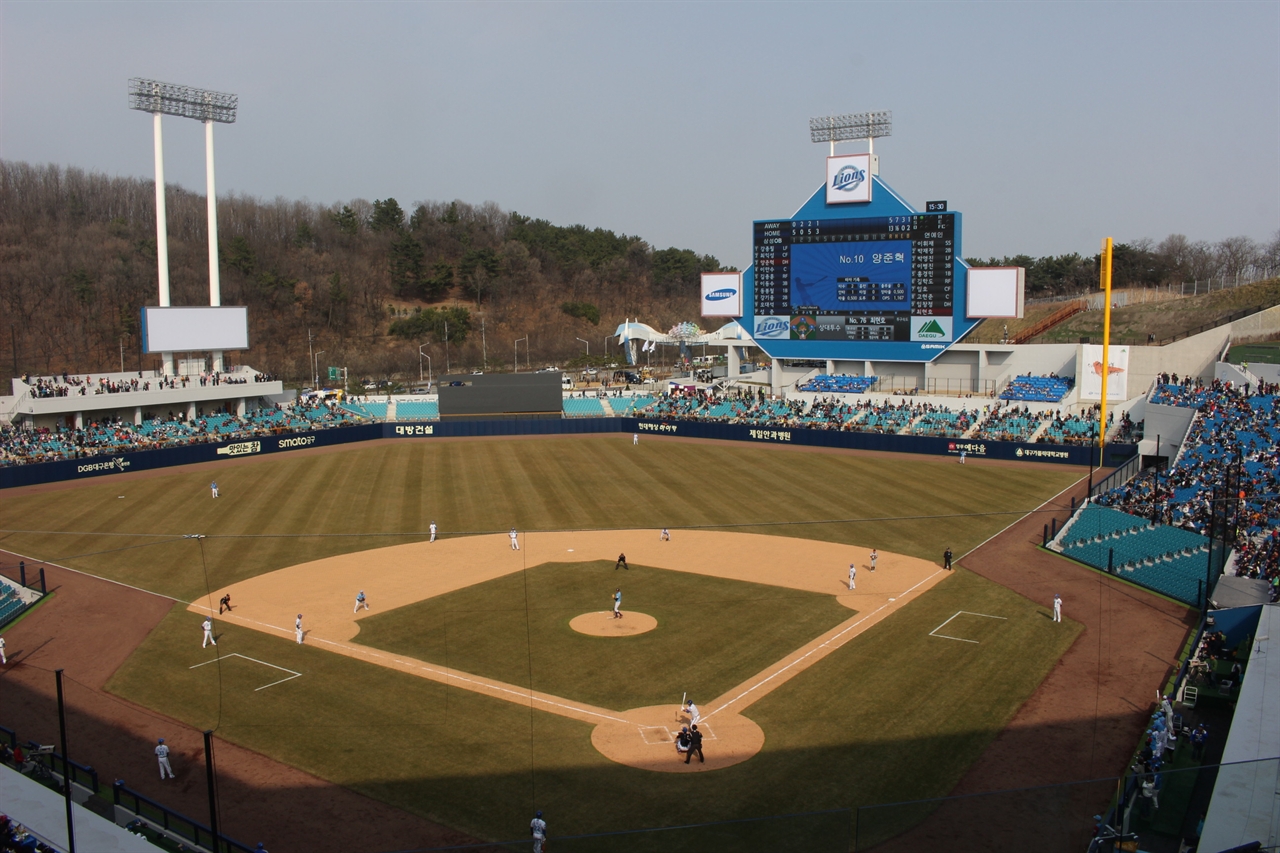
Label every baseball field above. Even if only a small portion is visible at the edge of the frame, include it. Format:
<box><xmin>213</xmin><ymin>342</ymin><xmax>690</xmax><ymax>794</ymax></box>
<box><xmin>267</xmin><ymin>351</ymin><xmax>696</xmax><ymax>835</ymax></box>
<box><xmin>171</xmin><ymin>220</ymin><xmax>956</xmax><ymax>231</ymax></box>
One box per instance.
<box><xmin>0</xmin><ymin>435</ymin><xmax>1089</xmax><ymax>851</ymax></box>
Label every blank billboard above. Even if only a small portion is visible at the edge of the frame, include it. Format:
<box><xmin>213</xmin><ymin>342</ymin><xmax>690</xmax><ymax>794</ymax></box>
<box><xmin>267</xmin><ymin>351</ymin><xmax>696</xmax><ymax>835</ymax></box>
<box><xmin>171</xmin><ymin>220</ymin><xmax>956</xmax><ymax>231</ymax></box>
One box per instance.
<box><xmin>966</xmin><ymin>267</ymin><xmax>1025</xmax><ymax>319</ymax></box>
<box><xmin>437</xmin><ymin>372</ymin><xmax>562</xmax><ymax>420</ymax></box>
<box><xmin>142</xmin><ymin>306</ymin><xmax>250</xmax><ymax>353</ymax></box>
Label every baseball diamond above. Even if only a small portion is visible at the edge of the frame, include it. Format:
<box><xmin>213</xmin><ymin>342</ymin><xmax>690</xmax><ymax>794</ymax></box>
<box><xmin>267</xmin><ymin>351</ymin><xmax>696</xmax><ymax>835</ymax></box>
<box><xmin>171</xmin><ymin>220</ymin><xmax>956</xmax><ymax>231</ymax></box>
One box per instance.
<box><xmin>0</xmin><ymin>435</ymin><xmax>1190</xmax><ymax>852</ymax></box>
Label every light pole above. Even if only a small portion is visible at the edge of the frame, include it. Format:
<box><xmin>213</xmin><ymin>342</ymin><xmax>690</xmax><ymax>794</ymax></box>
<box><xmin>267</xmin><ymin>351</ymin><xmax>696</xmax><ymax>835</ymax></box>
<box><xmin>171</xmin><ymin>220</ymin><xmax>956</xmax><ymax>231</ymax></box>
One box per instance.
<box><xmin>809</xmin><ymin>110</ymin><xmax>892</xmax><ymax>156</ymax></box>
<box><xmin>576</xmin><ymin>337</ymin><xmax>589</xmax><ymax>357</ymax></box>
<box><xmin>515</xmin><ymin>337</ymin><xmax>528</xmax><ymax>372</ymax></box>
<box><xmin>130</xmin><ymin>78</ymin><xmax>238</xmax><ymax>374</ymax></box>
<box><xmin>443</xmin><ymin>320</ymin><xmax>450</xmax><ymax>374</ymax></box>
<box><xmin>418</xmin><ymin>345</ymin><xmax>432</xmax><ymax>385</ymax></box>
<box><xmin>314</xmin><ymin>351</ymin><xmax>325</xmax><ymax>389</ymax></box>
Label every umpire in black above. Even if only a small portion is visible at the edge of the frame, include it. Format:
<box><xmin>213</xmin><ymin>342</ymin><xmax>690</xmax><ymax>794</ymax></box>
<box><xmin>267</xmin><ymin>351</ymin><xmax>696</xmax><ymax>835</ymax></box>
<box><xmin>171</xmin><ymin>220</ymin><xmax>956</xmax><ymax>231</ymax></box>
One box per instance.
<box><xmin>685</xmin><ymin>724</ymin><xmax>704</xmax><ymax>764</ymax></box>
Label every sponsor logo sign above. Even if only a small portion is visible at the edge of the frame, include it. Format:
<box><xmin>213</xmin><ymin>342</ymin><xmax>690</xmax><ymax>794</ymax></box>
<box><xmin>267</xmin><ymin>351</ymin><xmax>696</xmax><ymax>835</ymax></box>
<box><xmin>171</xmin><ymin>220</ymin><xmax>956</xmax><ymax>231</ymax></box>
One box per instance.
<box><xmin>911</xmin><ymin>316</ymin><xmax>952</xmax><ymax>342</ymax></box>
<box><xmin>825</xmin><ymin>154</ymin><xmax>873</xmax><ymax>204</ymax></box>
<box><xmin>394</xmin><ymin>424</ymin><xmax>435</xmax><ymax>436</ymax></box>
<box><xmin>277</xmin><ymin>435</ymin><xmax>317</xmax><ymax>449</ymax></box>
<box><xmin>753</xmin><ymin>316</ymin><xmax>789</xmax><ymax>339</ymax></box>
<box><xmin>701</xmin><ymin>272</ymin><xmax>743</xmax><ymax>317</ymax></box>
<box><xmin>77</xmin><ymin>457</ymin><xmax>131</xmax><ymax>474</ymax></box>
<box><xmin>216</xmin><ymin>441</ymin><xmax>261</xmax><ymax>457</ymax></box>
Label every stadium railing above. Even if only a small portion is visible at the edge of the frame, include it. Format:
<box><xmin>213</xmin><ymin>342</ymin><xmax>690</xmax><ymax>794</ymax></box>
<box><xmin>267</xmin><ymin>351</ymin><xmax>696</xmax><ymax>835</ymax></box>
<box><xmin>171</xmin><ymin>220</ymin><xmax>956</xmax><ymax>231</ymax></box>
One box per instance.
<box><xmin>112</xmin><ymin>780</ymin><xmax>257</xmax><ymax>853</ymax></box>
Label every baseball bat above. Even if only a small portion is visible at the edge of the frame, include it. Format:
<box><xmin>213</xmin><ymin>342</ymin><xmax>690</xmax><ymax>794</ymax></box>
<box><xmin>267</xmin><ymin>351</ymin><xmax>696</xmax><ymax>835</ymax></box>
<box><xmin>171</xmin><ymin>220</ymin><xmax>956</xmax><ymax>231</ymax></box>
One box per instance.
<box><xmin>677</xmin><ymin>691</ymin><xmax>685</xmax><ymax>721</ymax></box>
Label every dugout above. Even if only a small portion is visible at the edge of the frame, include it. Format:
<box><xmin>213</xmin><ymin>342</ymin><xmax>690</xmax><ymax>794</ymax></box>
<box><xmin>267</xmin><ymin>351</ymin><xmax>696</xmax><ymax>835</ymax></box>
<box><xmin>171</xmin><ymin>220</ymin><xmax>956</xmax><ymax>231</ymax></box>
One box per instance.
<box><xmin>436</xmin><ymin>372</ymin><xmax>562</xmax><ymax>420</ymax></box>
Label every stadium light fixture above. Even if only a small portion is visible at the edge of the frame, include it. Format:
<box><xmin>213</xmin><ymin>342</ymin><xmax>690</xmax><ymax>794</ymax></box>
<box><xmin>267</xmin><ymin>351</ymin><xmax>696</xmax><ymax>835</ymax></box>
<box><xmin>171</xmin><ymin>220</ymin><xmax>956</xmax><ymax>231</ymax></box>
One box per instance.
<box><xmin>810</xmin><ymin>111</ymin><xmax>892</xmax><ymax>156</ymax></box>
<box><xmin>129</xmin><ymin>78</ymin><xmax>239</xmax><ymax>374</ymax></box>
<box><xmin>576</xmin><ymin>337</ymin><xmax>589</xmax><ymax>357</ymax></box>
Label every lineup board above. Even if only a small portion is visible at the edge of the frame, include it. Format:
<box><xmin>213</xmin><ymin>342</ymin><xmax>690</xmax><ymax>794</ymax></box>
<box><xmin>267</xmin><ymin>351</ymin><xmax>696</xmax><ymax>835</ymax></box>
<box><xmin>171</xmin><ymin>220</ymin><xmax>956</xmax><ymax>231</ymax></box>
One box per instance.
<box><xmin>752</xmin><ymin>213</ymin><xmax>956</xmax><ymax>342</ymax></box>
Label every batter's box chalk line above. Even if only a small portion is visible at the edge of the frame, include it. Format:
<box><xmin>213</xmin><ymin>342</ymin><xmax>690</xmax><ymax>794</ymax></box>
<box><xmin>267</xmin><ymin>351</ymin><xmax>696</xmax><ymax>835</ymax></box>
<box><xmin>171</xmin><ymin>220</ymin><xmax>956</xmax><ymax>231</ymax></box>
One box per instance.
<box><xmin>640</xmin><ymin>726</ymin><xmax>674</xmax><ymax>745</ymax></box>
<box><xmin>928</xmin><ymin>611</ymin><xmax>1007</xmax><ymax>644</ymax></box>
<box><xmin>190</xmin><ymin>653</ymin><xmax>303</xmax><ymax>691</ymax></box>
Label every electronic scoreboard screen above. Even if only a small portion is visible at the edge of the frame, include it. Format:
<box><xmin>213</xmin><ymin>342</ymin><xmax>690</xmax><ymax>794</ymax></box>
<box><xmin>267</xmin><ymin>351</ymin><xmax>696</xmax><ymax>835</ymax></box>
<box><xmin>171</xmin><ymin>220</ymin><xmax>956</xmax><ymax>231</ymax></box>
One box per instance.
<box><xmin>753</xmin><ymin>213</ymin><xmax>956</xmax><ymax>342</ymax></box>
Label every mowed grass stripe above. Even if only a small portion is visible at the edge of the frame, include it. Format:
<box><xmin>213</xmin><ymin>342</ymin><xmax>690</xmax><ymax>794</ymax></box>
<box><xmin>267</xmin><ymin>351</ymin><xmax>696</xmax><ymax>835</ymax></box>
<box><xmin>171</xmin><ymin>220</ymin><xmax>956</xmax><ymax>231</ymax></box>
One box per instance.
<box><xmin>0</xmin><ymin>435</ymin><xmax>1082</xmax><ymax>603</ymax></box>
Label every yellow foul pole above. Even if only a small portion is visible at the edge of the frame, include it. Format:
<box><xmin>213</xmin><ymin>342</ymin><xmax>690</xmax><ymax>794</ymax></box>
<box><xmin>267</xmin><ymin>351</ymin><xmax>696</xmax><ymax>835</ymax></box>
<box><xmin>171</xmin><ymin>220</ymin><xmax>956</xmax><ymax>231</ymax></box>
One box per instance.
<box><xmin>1098</xmin><ymin>238</ymin><xmax>1113</xmax><ymax>455</ymax></box>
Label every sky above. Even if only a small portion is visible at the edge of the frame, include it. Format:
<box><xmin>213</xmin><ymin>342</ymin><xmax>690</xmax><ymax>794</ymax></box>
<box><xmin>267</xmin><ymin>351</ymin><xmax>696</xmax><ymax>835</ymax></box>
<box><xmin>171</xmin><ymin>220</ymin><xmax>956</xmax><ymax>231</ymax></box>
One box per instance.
<box><xmin>1</xmin><ymin>1</ymin><xmax>1277</xmax><ymax>270</ymax></box>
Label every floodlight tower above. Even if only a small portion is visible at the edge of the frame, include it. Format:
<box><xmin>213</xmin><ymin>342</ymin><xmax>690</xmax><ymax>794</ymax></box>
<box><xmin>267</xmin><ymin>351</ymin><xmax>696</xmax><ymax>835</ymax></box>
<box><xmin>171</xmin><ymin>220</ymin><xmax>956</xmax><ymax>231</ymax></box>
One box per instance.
<box><xmin>129</xmin><ymin>79</ymin><xmax>238</xmax><ymax>373</ymax></box>
<box><xmin>810</xmin><ymin>110</ymin><xmax>892</xmax><ymax>160</ymax></box>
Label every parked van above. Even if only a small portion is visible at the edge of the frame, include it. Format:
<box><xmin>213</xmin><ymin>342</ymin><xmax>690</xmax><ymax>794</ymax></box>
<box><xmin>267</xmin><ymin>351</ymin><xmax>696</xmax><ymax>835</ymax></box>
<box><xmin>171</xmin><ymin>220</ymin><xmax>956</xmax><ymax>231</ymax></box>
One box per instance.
<box><xmin>562</xmin><ymin>374</ymin><xmax>575</xmax><ymax>390</ymax></box>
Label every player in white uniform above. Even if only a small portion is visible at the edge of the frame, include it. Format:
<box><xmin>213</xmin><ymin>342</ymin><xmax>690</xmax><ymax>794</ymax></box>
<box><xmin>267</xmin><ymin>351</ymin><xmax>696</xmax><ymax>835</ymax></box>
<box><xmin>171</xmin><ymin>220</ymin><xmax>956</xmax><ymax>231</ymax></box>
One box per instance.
<box><xmin>0</xmin><ymin>635</ymin><xmax>6</xmax><ymax>664</ymax></box>
<box><xmin>156</xmin><ymin>738</ymin><xmax>174</xmax><ymax>779</ymax></box>
<box><xmin>660</xmin><ymin>527</ymin><xmax>670</xmax><ymax>541</ymax></box>
<box><xmin>848</xmin><ymin>563</ymin><xmax>856</xmax><ymax>590</ymax></box>
<box><xmin>869</xmin><ymin>549</ymin><xmax>877</xmax><ymax>572</ymax></box>
<box><xmin>683</xmin><ymin>699</ymin><xmax>701</xmax><ymax>726</ymax></box>
<box><xmin>354</xmin><ymin>590</ymin><xmax>368</xmax><ymax>612</ymax></box>
<box><xmin>201</xmin><ymin>618</ymin><xmax>216</xmax><ymax>647</ymax></box>
<box><xmin>429</xmin><ymin>521</ymin><xmax>437</xmax><ymax>543</ymax></box>
<box><xmin>509</xmin><ymin>528</ymin><xmax>520</xmax><ymax>550</ymax></box>
<box><xmin>530</xmin><ymin>811</ymin><xmax>547</xmax><ymax>853</ymax></box>
<box><xmin>295</xmin><ymin>614</ymin><xmax>304</xmax><ymax>644</ymax></box>
<box><xmin>613</xmin><ymin>588</ymin><xmax>622</xmax><ymax>619</ymax></box>
<box><xmin>1053</xmin><ymin>594</ymin><xmax>1062</xmax><ymax>622</ymax></box>
<box><xmin>633</xmin><ymin>433</ymin><xmax>639</xmax><ymax>445</ymax></box>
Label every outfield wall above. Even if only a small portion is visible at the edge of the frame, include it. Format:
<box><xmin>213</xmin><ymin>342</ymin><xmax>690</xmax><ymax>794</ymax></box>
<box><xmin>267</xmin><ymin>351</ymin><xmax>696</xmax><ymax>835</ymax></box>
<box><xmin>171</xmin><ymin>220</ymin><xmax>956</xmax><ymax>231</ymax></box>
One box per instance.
<box><xmin>0</xmin><ymin>418</ymin><xmax>1134</xmax><ymax>489</ymax></box>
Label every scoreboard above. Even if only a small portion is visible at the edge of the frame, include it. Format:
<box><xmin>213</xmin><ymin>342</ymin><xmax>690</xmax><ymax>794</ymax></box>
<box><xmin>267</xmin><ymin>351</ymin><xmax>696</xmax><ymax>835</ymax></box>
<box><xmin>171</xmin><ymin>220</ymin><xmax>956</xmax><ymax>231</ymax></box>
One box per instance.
<box><xmin>752</xmin><ymin>212</ymin><xmax>956</xmax><ymax>343</ymax></box>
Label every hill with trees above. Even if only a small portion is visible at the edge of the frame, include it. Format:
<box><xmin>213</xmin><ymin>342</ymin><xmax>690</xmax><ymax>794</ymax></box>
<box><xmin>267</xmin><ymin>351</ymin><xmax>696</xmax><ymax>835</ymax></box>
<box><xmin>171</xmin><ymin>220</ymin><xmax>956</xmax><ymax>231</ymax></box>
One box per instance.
<box><xmin>0</xmin><ymin>161</ymin><xmax>728</xmax><ymax>382</ymax></box>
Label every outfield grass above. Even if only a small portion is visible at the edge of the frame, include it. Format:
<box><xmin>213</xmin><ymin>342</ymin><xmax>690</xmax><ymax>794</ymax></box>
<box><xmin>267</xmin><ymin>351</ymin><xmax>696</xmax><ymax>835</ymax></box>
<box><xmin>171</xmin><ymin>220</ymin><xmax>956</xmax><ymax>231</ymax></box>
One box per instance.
<box><xmin>0</xmin><ymin>436</ymin><xmax>1081</xmax><ymax>601</ymax></box>
<box><xmin>107</xmin><ymin>567</ymin><xmax>1080</xmax><ymax>851</ymax></box>
<box><xmin>354</xmin><ymin>559</ymin><xmax>854</xmax><ymax>710</ymax></box>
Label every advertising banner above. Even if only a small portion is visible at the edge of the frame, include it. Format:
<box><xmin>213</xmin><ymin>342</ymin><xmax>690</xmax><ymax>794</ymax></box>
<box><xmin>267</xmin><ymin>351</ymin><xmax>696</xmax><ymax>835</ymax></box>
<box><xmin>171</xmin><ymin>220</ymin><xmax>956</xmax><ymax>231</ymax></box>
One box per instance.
<box><xmin>1078</xmin><ymin>345</ymin><xmax>1130</xmax><ymax>401</ymax></box>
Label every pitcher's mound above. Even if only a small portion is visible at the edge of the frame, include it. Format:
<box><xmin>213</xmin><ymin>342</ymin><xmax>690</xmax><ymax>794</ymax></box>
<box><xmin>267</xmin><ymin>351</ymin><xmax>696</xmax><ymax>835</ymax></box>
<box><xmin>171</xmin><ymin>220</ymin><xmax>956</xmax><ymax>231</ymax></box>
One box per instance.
<box><xmin>570</xmin><ymin>611</ymin><xmax>657</xmax><ymax>636</ymax></box>
<box><xmin>592</xmin><ymin>705</ymin><xmax>764</xmax><ymax>772</ymax></box>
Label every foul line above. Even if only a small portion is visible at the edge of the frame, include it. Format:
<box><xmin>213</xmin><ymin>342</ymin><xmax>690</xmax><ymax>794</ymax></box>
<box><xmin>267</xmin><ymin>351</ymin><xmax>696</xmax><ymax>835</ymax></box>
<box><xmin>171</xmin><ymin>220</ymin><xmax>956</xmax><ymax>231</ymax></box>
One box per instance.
<box><xmin>929</xmin><ymin>611</ymin><xmax>1008</xmax><ymax>644</ymax></box>
<box><xmin>189</xmin><ymin>652</ymin><xmax>302</xmax><ymax>691</ymax></box>
<box><xmin>705</xmin><ymin>569</ymin><xmax>943</xmax><ymax>720</ymax></box>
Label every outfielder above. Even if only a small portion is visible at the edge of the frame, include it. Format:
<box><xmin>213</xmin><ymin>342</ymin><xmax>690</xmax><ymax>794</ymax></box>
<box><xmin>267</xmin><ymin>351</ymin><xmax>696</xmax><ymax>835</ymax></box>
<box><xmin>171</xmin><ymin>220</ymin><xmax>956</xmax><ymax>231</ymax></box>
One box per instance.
<box><xmin>201</xmin><ymin>618</ymin><xmax>216</xmax><ymax>648</ymax></box>
<box><xmin>156</xmin><ymin>738</ymin><xmax>174</xmax><ymax>779</ymax></box>
<box><xmin>530</xmin><ymin>811</ymin><xmax>547</xmax><ymax>853</ymax></box>
<box><xmin>210</xmin><ymin>481</ymin><xmax>219</xmax><ymax>498</ymax></box>
<box><xmin>633</xmin><ymin>433</ymin><xmax>639</xmax><ymax>445</ymax></box>
<box><xmin>0</xmin><ymin>635</ymin><xmax>6</xmax><ymax>664</ymax></box>
<box><xmin>509</xmin><ymin>528</ymin><xmax>520</xmax><ymax>550</ymax></box>
<box><xmin>355</xmin><ymin>590</ymin><xmax>368</xmax><ymax>612</ymax></box>
<box><xmin>429</xmin><ymin>521</ymin><xmax>437</xmax><ymax>543</ymax></box>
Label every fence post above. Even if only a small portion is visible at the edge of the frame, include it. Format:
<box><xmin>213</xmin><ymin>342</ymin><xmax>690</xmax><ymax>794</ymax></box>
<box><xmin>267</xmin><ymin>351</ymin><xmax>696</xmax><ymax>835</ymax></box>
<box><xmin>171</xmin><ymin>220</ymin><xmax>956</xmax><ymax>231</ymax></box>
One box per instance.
<box><xmin>1044</xmin><ymin>524</ymin><xmax>1049</xmax><ymax>547</ymax></box>
<box><xmin>19</xmin><ymin>560</ymin><xmax>25</xmax><ymax>587</ymax></box>
<box><xmin>1108</xmin><ymin>548</ymin><xmax>1114</xmax><ymax>574</ymax></box>
<box><xmin>39</xmin><ymin>568</ymin><xmax>46</xmax><ymax>594</ymax></box>
<box><xmin>1051</xmin><ymin>517</ymin><xmax>1058</xmax><ymax>537</ymax></box>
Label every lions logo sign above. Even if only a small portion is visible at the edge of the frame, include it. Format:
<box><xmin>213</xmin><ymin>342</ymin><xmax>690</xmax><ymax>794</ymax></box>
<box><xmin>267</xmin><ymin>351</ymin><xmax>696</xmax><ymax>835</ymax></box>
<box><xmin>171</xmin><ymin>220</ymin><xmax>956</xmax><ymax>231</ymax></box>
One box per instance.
<box><xmin>825</xmin><ymin>153</ymin><xmax>873</xmax><ymax>204</ymax></box>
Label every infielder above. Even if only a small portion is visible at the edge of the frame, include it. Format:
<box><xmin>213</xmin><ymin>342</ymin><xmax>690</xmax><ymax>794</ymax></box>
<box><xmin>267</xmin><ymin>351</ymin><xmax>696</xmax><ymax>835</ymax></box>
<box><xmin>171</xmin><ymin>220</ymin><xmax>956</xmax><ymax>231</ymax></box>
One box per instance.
<box><xmin>660</xmin><ymin>527</ymin><xmax>670</xmax><ymax>541</ymax></box>
<box><xmin>1053</xmin><ymin>594</ymin><xmax>1062</xmax><ymax>623</ymax></box>
<box><xmin>848</xmin><ymin>563</ymin><xmax>856</xmax><ymax>590</ymax></box>
<box><xmin>156</xmin><ymin>738</ymin><xmax>174</xmax><ymax>779</ymax></box>
<box><xmin>295</xmin><ymin>614</ymin><xmax>304</xmax><ymax>644</ymax></box>
<box><xmin>530</xmin><ymin>811</ymin><xmax>547</xmax><ymax>853</ymax></box>
<box><xmin>201</xmin><ymin>618</ymin><xmax>216</xmax><ymax>648</ymax></box>
<box><xmin>613</xmin><ymin>588</ymin><xmax>622</xmax><ymax>619</ymax></box>
<box><xmin>429</xmin><ymin>521</ymin><xmax>437</xmax><ymax>543</ymax></box>
<box><xmin>509</xmin><ymin>528</ymin><xmax>520</xmax><ymax>550</ymax></box>
<box><xmin>869</xmin><ymin>549</ymin><xmax>877</xmax><ymax>572</ymax></box>
<box><xmin>210</xmin><ymin>481</ymin><xmax>219</xmax><ymax>498</ymax></box>
<box><xmin>683</xmin><ymin>699</ymin><xmax>701</xmax><ymax>726</ymax></box>
<box><xmin>354</xmin><ymin>590</ymin><xmax>368</xmax><ymax>612</ymax></box>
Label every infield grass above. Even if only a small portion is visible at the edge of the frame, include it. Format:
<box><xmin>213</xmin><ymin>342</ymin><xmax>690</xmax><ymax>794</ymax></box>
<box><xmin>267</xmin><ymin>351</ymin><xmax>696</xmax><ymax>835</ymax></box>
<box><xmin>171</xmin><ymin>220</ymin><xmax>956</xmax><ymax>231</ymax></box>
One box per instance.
<box><xmin>0</xmin><ymin>435</ymin><xmax>1081</xmax><ymax>601</ymax></box>
<box><xmin>354</xmin><ymin>559</ymin><xmax>854</xmax><ymax>710</ymax></box>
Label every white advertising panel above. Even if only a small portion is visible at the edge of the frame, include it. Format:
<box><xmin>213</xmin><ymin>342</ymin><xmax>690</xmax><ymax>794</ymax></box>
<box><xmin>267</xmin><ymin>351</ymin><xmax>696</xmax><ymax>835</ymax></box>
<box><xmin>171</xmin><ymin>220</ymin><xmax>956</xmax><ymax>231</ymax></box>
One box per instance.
<box><xmin>752</xmin><ymin>316</ymin><xmax>790</xmax><ymax>339</ymax></box>
<box><xmin>966</xmin><ymin>267</ymin><xmax>1025</xmax><ymax>319</ymax></box>
<box><xmin>825</xmin><ymin>154</ymin><xmax>873</xmax><ymax>204</ymax></box>
<box><xmin>1078</xmin><ymin>344</ymin><xmax>1130</xmax><ymax>401</ymax></box>
<box><xmin>700</xmin><ymin>272</ymin><xmax>743</xmax><ymax>317</ymax></box>
<box><xmin>142</xmin><ymin>306</ymin><xmax>250</xmax><ymax>353</ymax></box>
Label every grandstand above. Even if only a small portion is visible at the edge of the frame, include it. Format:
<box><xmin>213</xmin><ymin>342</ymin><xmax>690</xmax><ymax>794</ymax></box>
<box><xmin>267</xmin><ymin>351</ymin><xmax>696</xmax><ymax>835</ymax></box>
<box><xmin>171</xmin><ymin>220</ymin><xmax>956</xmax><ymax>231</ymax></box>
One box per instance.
<box><xmin>797</xmin><ymin>374</ymin><xmax>878</xmax><ymax>394</ymax></box>
<box><xmin>999</xmin><ymin>374</ymin><xmax>1072</xmax><ymax>402</ymax></box>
